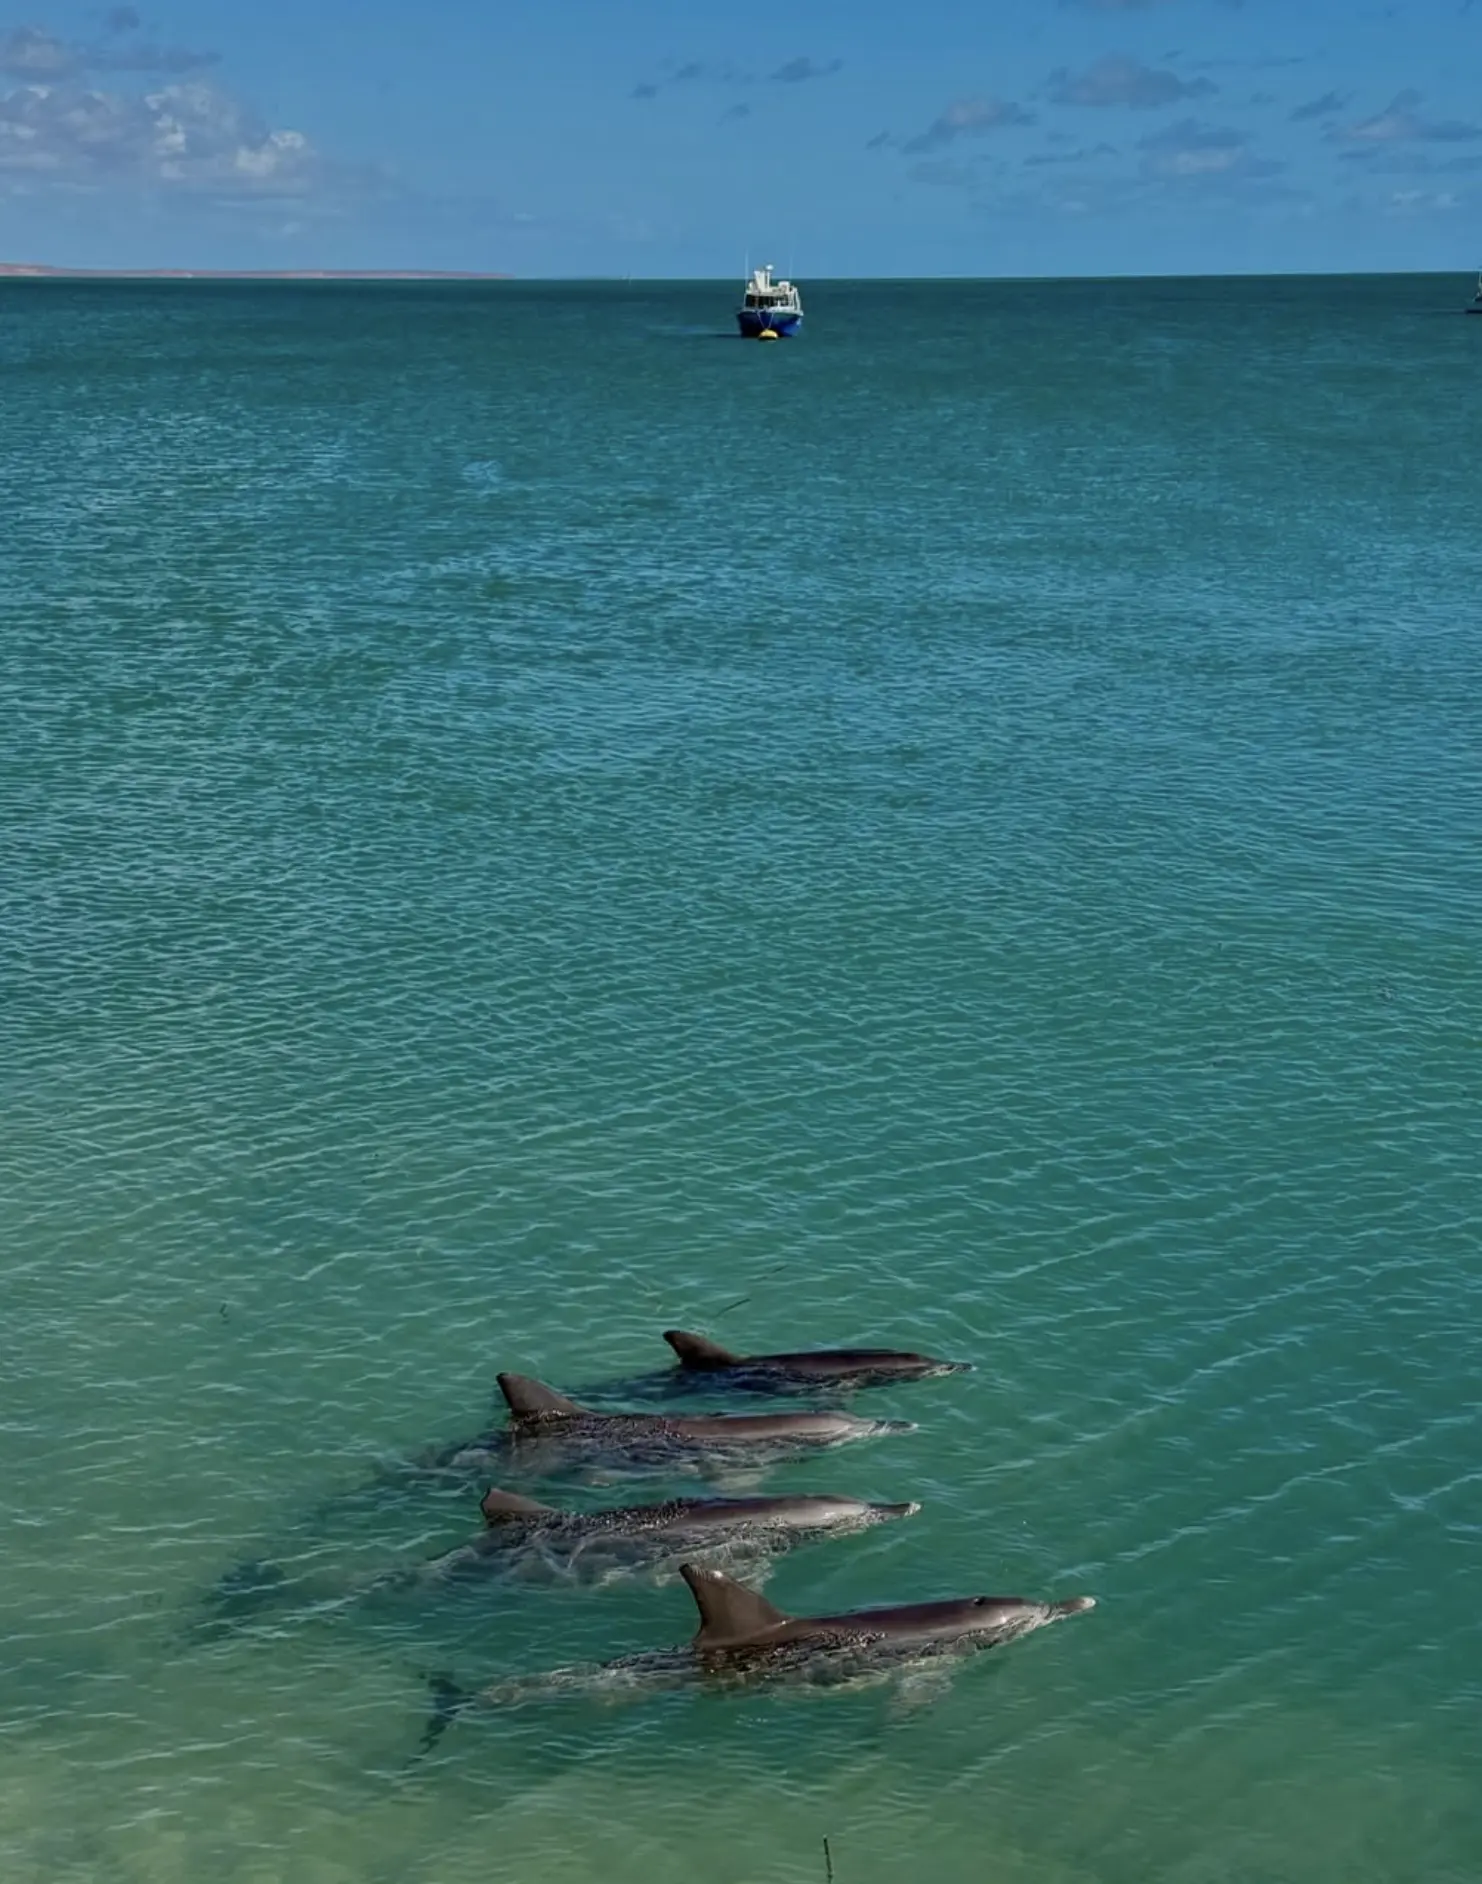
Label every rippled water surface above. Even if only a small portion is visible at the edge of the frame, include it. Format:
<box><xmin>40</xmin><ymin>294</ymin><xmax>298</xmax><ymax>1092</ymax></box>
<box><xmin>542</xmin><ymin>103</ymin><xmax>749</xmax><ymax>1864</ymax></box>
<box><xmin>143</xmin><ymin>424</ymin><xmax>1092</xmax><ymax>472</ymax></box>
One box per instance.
<box><xmin>2</xmin><ymin>276</ymin><xmax>1479</xmax><ymax>1884</ymax></box>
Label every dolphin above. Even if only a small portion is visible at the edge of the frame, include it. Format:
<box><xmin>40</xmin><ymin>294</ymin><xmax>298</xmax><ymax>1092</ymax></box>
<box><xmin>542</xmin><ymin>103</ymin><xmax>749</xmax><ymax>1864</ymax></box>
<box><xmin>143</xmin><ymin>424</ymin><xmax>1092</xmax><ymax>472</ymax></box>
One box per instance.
<box><xmin>415</xmin><ymin>1485</ymin><xmax>920</xmax><ymax>1586</ymax></box>
<box><xmin>421</xmin><ymin>1374</ymin><xmax>918</xmax><ymax>1484</ymax></box>
<box><xmin>199</xmin><ymin>1488</ymin><xmax>920</xmax><ymax>1632</ymax></box>
<box><xmin>424</xmin><ymin>1562</ymin><xmax>1096</xmax><ymax>1736</ymax></box>
<box><xmin>658</xmin><ymin>1330</ymin><xmax>972</xmax><ymax>1396</ymax></box>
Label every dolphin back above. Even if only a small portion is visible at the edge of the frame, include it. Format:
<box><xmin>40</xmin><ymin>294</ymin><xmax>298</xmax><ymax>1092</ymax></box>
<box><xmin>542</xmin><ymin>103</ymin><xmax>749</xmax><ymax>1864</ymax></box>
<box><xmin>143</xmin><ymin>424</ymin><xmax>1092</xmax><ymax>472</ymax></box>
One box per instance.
<box><xmin>497</xmin><ymin>1374</ymin><xmax>585</xmax><ymax>1420</ymax></box>
<box><xmin>663</xmin><ymin>1330</ymin><xmax>744</xmax><ymax>1369</ymax></box>
<box><xmin>480</xmin><ymin>1486</ymin><xmax>557</xmax><ymax>1523</ymax></box>
<box><xmin>682</xmin><ymin>1563</ymin><xmax>792</xmax><ymax>1647</ymax></box>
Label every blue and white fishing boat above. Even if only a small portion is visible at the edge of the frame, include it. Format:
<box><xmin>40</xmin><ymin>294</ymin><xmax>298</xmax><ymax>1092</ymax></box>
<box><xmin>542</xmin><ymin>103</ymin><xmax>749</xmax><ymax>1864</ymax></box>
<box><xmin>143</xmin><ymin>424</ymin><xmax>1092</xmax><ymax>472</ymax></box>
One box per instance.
<box><xmin>737</xmin><ymin>263</ymin><xmax>803</xmax><ymax>338</ymax></box>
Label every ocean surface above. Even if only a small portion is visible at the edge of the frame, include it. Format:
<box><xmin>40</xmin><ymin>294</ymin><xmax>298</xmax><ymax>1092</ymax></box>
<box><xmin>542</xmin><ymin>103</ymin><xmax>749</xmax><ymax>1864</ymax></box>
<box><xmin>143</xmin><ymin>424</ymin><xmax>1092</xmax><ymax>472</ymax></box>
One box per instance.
<box><xmin>2</xmin><ymin>275</ymin><xmax>1479</xmax><ymax>1884</ymax></box>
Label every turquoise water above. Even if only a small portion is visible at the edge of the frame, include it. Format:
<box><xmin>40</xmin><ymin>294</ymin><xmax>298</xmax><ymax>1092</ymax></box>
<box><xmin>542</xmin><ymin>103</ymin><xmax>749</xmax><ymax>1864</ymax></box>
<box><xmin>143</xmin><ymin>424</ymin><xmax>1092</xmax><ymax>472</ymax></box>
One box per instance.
<box><xmin>2</xmin><ymin>275</ymin><xmax>1479</xmax><ymax>1884</ymax></box>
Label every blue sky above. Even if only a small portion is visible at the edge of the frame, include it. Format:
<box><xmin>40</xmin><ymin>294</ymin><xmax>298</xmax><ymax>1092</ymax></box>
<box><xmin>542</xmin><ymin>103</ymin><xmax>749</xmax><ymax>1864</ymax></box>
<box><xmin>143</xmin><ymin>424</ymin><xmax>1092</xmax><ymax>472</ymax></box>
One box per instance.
<box><xmin>1</xmin><ymin>0</ymin><xmax>1479</xmax><ymax>274</ymax></box>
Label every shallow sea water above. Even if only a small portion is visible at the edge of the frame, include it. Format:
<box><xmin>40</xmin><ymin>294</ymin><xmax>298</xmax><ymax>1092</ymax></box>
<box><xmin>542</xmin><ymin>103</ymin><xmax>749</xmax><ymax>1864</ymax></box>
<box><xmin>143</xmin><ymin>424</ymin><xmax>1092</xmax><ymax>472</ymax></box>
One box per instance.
<box><xmin>2</xmin><ymin>275</ymin><xmax>1480</xmax><ymax>1883</ymax></box>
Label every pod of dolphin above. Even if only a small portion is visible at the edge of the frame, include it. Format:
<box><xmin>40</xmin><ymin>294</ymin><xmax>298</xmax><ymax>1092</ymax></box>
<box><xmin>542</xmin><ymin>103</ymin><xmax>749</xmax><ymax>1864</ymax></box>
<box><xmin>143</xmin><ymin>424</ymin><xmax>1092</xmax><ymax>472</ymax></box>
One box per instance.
<box><xmin>411</xmin><ymin>1327</ymin><xmax>1099</xmax><ymax>1739</ymax></box>
<box><xmin>208</xmin><ymin>1325</ymin><xmax>1097</xmax><ymax>1742</ymax></box>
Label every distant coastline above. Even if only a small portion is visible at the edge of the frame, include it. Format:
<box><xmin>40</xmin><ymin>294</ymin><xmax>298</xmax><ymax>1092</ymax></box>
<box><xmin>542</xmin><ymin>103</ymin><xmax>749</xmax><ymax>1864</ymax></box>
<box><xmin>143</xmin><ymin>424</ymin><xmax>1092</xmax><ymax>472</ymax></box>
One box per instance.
<box><xmin>0</xmin><ymin>263</ymin><xmax>510</xmax><ymax>280</ymax></box>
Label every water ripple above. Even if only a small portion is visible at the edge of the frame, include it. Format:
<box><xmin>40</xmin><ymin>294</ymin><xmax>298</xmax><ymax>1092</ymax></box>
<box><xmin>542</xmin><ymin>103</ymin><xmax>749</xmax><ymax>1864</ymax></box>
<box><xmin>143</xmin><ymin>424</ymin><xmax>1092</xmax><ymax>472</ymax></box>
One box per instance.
<box><xmin>2</xmin><ymin>275</ymin><xmax>1479</xmax><ymax>1884</ymax></box>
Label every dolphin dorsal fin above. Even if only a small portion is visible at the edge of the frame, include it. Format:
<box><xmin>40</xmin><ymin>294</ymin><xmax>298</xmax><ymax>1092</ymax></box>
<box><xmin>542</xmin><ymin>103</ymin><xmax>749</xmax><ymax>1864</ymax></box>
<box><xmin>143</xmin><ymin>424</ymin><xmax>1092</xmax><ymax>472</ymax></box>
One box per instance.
<box><xmin>480</xmin><ymin>1487</ymin><xmax>555</xmax><ymax>1524</ymax></box>
<box><xmin>663</xmin><ymin>1330</ymin><xmax>742</xmax><ymax>1369</ymax></box>
<box><xmin>496</xmin><ymin>1374</ymin><xmax>584</xmax><ymax>1421</ymax></box>
<box><xmin>681</xmin><ymin>1564</ymin><xmax>791</xmax><ymax>1646</ymax></box>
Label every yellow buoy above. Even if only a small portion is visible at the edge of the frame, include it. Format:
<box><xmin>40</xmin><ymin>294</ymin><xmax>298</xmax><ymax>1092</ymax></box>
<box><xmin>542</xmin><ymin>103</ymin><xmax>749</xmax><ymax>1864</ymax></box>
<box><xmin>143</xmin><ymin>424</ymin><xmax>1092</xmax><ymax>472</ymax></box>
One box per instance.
<box><xmin>757</xmin><ymin>329</ymin><xmax>780</xmax><ymax>342</ymax></box>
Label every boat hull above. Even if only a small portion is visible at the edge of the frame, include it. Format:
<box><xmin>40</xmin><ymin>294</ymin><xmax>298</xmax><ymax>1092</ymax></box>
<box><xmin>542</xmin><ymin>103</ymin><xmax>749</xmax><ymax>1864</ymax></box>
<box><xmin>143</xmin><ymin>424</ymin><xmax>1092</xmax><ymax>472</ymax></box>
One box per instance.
<box><xmin>737</xmin><ymin>309</ymin><xmax>803</xmax><ymax>338</ymax></box>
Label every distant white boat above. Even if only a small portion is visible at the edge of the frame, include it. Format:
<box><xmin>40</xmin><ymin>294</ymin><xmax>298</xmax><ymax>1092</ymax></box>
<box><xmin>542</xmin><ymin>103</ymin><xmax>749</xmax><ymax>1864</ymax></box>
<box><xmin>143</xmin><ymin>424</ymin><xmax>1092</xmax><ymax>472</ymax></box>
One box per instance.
<box><xmin>737</xmin><ymin>263</ymin><xmax>803</xmax><ymax>338</ymax></box>
<box><xmin>1468</xmin><ymin>269</ymin><xmax>1482</xmax><ymax>315</ymax></box>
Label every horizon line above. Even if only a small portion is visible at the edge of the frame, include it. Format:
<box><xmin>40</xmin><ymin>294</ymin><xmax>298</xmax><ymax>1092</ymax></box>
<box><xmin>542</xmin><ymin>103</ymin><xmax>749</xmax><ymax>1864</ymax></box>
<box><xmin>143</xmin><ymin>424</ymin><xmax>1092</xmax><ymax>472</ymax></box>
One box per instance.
<box><xmin>0</xmin><ymin>262</ymin><xmax>1472</xmax><ymax>285</ymax></box>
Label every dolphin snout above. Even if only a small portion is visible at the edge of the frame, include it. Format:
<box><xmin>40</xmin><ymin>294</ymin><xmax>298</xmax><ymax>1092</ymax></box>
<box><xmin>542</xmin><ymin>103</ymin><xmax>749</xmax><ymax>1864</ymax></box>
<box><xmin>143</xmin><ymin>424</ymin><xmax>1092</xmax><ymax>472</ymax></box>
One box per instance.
<box><xmin>872</xmin><ymin>1500</ymin><xmax>922</xmax><ymax>1521</ymax></box>
<box><xmin>877</xmin><ymin>1420</ymin><xmax>918</xmax><ymax>1435</ymax></box>
<box><xmin>1055</xmin><ymin>1595</ymin><xmax>1097</xmax><ymax>1615</ymax></box>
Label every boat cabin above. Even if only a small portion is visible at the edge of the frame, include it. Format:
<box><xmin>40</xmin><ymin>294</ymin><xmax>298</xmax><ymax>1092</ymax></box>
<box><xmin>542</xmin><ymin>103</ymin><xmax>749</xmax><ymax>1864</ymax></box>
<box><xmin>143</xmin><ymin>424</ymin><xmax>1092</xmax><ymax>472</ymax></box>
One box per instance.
<box><xmin>742</xmin><ymin>265</ymin><xmax>802</xmax><ymax>314</ymax></box>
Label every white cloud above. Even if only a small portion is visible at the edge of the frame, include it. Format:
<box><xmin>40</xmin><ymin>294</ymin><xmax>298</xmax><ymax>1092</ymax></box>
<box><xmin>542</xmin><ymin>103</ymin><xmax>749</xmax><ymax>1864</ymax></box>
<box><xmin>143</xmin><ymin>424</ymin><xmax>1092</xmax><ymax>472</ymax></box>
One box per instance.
<box><xmin>0</xmin><ymin>80</ymin><xmax>332</xmax><ymax>197</ymax></box>
<box><xmin>1048</xmin><ymin>56</ymin><xmax>1215</xmax><ymax>110</ymax></box>
<box><xmin>1023</xmin><ymin>141</ymin><xmax>1118</xmax><ymax>166</ymax></box>
<box><xmin>1336</xmin><ymin>91</ymin><xmax>1482</xmax><ymax>146</ymax></box>
<box><xmin>1290</xmin><ymin>90</ymin><xmax>1347</xmax><ymax>123</ymax></box>
<box><xmin>1385</xmin><ymin>187</ymin><xmax>1462</xmax><ymax>213</ymax></box>
<box><xmin>903</xmin><ymin>96</ymin><xmax>1034</xmax><ymax>154</ymax></box>
<box><xmin>0</xmin><ymin>26</ymin><xmax>74</xmax><ymax>75</ymax></box>
<box><xmin>0</xmin><ymin>23</ymin><xmax>215</xmax><ymax>79</ymax></box>
<box><xmin>907</xmin><ymin>159</ymin><xmax>979</xmax><ymax>188</ymax></box>
<box><xmin>770</xmin><ymin>57</ymin><xmax>842</xmax><ymax>84</ymax></box>
<box><xmin>1138</xmin><ymin>118</ymin><xmax>1285</xmax><ymax>188</ymax></box>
